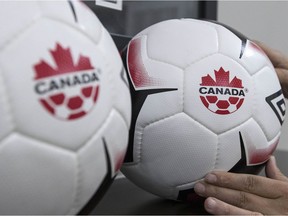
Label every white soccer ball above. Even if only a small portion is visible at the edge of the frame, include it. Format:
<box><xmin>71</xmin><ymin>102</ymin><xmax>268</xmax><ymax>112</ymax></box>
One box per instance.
<box><xmin>121</xmin><ymin>19</ymin><xmax>285</xmax><ymax>201</ymax></box>
<box><xmin>0</xmin><ymin>0</ymin><xmax>131</xmax><ymax>214</ymax></box>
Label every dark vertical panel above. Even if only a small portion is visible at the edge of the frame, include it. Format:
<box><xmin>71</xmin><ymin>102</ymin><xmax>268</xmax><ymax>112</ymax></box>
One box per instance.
<box><xmin>199</xmin><ymin>1</ymin><xmax>218</xmax><ymax>21</ymax></box>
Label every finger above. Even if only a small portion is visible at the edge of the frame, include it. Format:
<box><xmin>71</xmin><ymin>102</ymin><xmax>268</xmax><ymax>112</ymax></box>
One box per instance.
<box><xmin>275</xmin><ymin>68</ymin><xmax>288</xmax><ymax>85</ymax></box>
<box><xmin>255</xmin><ymin>41</ymin><xmax>288</xmax><ymax>68</ymax></box>
<box><xmin>194</xmin><ymin>181</ymin><xmax>269</xmax><ymax>212</ymax></box>
<box><xmin>204</xmin><ymin>197</ymin><xmax>263</xmax><ymax>215</ymax></box>
<box><xmin>202</xmin><ymin>171</ymin><xmax>285</xmax><ymax>198</ymax></box>
<box><xmin>265</xmin><ymin>156</ymin><xmax>288</xmax><ymax>182</ymax></box>
<box><xmin>275</xmin><ymin>68</ymin><xmax>288</xmax><ymax>98</ymax></box>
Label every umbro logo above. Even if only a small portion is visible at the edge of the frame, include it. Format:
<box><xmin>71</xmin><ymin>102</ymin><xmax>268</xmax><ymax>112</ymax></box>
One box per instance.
<box><xmin>266</xmin><ymin>90</ymin><xmax>286</xmax><ymax>125</ymax></box>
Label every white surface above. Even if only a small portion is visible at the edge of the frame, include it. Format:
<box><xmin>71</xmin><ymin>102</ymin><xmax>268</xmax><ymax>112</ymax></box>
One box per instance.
<box><xmin>218</xmin><ymin>0</ymin><xmax>288</xmax><ymax>151</ymax></box>
<box><xmin>0</xmin><ymin>1</ymin><xmax>131</xmax><ymax>214</ymax></box>
<box><xmin>122</xmin><ymin>19</ymin><xmax>282</xmax><ymax>201</ymax></box>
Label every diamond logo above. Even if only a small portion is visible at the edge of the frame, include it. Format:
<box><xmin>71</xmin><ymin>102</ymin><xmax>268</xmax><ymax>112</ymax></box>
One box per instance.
<box><xmin>266</xmin><ymin>90</ymin><xmax>286</xmax><ymax>125</ymax></box>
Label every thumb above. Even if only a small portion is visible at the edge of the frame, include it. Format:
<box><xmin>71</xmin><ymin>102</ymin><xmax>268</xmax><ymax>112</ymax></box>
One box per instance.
<box><xmin>265</xmin><ymin>155</ymin><xmax>288</xmax><ymax>182</ymax></box>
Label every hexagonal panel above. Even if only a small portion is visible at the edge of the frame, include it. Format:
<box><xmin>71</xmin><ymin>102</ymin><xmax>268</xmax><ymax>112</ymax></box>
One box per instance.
<box><xmin>253</xmin><ymin>67</ymin><xmax>285</xmax><ymax>141</ymax></box>
<box><xmin>67</xmin><ymin>96</ymin><xmax>83</xmax><ymax>110</ymax></box>
<box><xmin>77</xmin><ymin>134</ymin><xmax>108</xmax><ymax>214</ymax></box>
<box><xmin>97</xmin><ymin>27</ymin><xmax>131</xmax><ymax>129</ymax></box>
<box><xmin>229</xmin><ymin>96</ymin><xmax>239</xmax><ymax>105</ymax></box>
<box><xmin>50</xmin><ymin>93</ymin><xmax>65</xmax><ymax>105</ymax></box>
<box><xmin>218</xmin><ymin>118</ymin><xmax>278</xmax><ymax>171</ymax></box>
<box><xmin>81</xmin><ymin>86</ymin><xmax>93</xmax><ymax>98</ymax></box>
<box><xmin>79</xmin><ymin>109</ymin><xmax>129</xmax><ymax>176</ymax></box>
<box><xmin>59</xmin><ymin>110</ymin><xmax>129</xmax><ymax>214</ymax></box>
<box><xmin>38</xmin><ymin>1</ymin><xmax>102</xmax><ymax>44</ymax></box>
<box><xmin>0</xmin><ymin>1</ymin><xmax>40</xmax><ymax>48</ymax></box>
<box><xmin>0</xmin><ymin>133</ymin><xmax>77</xmax><ymax>214</ymax></box>
<box><xmin>239</xmin><ymin>40</ymin><xmax>274</xmax><ymax>76</ymax></box>
<box><xmin>207</xmin><ymin>95</ymin><xmax>218</xmax><ymax>103</ymax></box>
<box><xmin>216</xmin><ymin>100</ymin><xmax>230</xmax><ymax>109</ymax></box>
<box><xmin>133</xmin><ymin>54</ymin><xmax>184</xmax><ymax>128</ymax></box>
<box><xmin>122</xmin><ymin>112</ymin><xmax>218</xmax><ymax>199</ymax></box>
<box><xmin>100</xmin><ymin>110</ymin><xmax>129</xmax><ymax>173</ymax></box>
<box><xmin>213</xmin><ymin>22</ymin><xmax>242</xmax><ymax>62</ymax></box>
<box><xmin>216</xmin><ymin>25</ymin><xmax>273</xmax><ymax>76</ymax></box>
<box><xmin>0</xmin><ymin>19</ymin><xmax>114</xmax><ymax>151</ymax></box>
<box><xmin>138</xmin><ymin>19</ymin><xmax>218</xmax><ymax>69</ymax></box>
<box><xmin>184</xmin><ymin>54</ymin><xmax>253</xmax><ymax>134</ymax></box>
<box><xmin>75</xmin><ymin>109</ymin><xmax>129</xmax><ymax>211</ymax></box>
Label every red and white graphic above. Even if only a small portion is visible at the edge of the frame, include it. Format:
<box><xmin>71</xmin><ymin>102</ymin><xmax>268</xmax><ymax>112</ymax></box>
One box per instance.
<box><xmin>127</xmin><ymin>37</ymin><xmax>162</xmax><ymax>89</ymax></box>
<box><xmin>199</xmin><ymin>67</ymin><xmax>246</xmax><ymax>115</ymax></box>
<box><xmin>33</xmin><ymin>43</ymin><xmax>100</xmax><ymax>120</ymax></box>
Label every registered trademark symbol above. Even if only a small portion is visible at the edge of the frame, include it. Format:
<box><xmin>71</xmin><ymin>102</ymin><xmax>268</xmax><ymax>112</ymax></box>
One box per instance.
<box><xmin>244</xmin><ymin>88</ymin><xmax>249</xmax><ymax>93</ymax></box>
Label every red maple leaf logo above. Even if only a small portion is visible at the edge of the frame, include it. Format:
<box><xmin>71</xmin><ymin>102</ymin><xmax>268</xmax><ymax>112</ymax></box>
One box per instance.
<box><xmin>34</xmin><ymin>43</ymin><xmax>94</xmax><ymax>80</ymax></box>
<box><xmin>200</xmin><ymin>67</ymin><xmax>243</xmax><ymax>88</ymax></box>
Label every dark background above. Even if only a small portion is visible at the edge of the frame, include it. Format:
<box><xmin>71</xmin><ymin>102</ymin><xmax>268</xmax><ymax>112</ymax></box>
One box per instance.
<box><xmin>84</xmin><ymin>0</ymin><xmax>217</xmax><ymax>37</ymax></box>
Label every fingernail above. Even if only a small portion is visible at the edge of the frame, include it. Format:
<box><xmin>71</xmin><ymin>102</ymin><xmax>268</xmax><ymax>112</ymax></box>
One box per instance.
<box><xmin>270</xmin><ymin>155</ymin><xmax>276</xmax><ymax>164</ymax></box>
<box><xmin>194</xmin><ymin>182</ymin><xmax>205</xmax><ymax>195</ymax></box>
<box><xmin>206</xmin><ymin>197</ymin><xmax>217</xmax><ymax>211</ymax></box>
<box><xmin>205</xmin><ymin>173</ymin><xmax>217</xmax><ymax>183</ymax></box>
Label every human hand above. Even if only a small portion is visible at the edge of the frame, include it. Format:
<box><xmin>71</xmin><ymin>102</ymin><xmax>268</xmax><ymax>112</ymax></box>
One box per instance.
<box><xmin>194</xmin><ymin>156</ymin><xmax>288</xmax><ymax>215</ymax></box>
<box><xmin>255</xmin><ymin>41</ymin><xmax>288</xmax><ymax>98</ymax></box>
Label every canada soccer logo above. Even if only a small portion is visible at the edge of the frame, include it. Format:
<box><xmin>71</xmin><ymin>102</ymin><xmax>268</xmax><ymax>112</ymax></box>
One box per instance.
<box><xmin>33</xmin><ymin>43</ymin><xmax>100</xmax><ymax>120</ymax></box>
<box><xmin>199</xmin><ymin>67</ymin><xmax>246</xmax><ymax>115</ymax></box>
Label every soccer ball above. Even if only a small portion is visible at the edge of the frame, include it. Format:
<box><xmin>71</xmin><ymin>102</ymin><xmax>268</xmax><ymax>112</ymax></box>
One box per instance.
<box><xmin>121</xmin><ymin>19</ymin><xmax>285</xmax><ymax>201</ymax></box>
<box><xmin>0</xmin><ymin>0</ymin><xmax>131</xmax><ymax>214</ymax></box>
